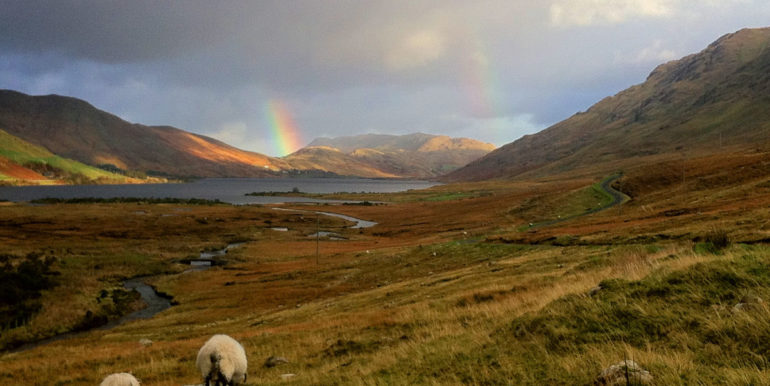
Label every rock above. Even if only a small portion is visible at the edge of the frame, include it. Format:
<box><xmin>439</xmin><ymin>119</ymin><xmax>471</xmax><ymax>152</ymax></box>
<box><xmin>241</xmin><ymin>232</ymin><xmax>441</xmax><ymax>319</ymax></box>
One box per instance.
<box><xmin>733</xmin><ymin>302</ymin><xmax>748</xmax><ymax>312</ymax></box>
<box><xmin>595</xmin><ymin>360</ymin><xmax>652</xmax><ymax>385</ymax></box>
<box><xmin>280</xmin><ymin>373</ymin><xmax>296</xmax><ymax>380</ymax></box>
<box><xmin>138</xmin><ymin>338</ymin><xmax>153</xmax><ymax>347</ymax></box>
<box><xmin>741</xmin><ymin>294</ymin><xmax>763</xmax><ymax>304</ymax></box>
<box><xmin>264</xmin><ymin>355</ymin><xmax>290</xmax><ymax>368</ymax></box>
<box><xmin>588</xmin><ymin>286</ymin><xmax>602</xmax><ymax>297</ymax></box>
<box><xmin>733</xmin><ymin>294</ymin><xmax>764</xmax><ymax>312</ymax></box>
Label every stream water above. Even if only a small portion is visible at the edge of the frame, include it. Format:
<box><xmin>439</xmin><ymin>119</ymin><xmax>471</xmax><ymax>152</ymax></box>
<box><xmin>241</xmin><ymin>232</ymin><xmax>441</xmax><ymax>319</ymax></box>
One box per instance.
<box><xmin>187</xmin><ymin>242</ymin><xmax>245</xmax><ymax>270</ymax></box>
<box><xmin>6</xmin><ymin>245</ymin><xmax>228</xmax><ymax>353</ymax></box>
<box><xmin>7</xmin><ymin>278</ymin><xmax>172</xmax><ymax>353</ymax></box>
<box><xmin>6</xmin><ymin>210</ymin><xmax>375</xmax><ymax>353</ymax></box>
<box><xmin>272</xmin><ymin>207</ymin><xmax>378</xmax><ymax>229</ymax></box>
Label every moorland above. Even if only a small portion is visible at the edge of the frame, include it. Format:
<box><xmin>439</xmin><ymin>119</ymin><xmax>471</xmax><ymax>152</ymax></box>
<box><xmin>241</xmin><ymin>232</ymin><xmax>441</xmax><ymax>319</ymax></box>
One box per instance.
<box><xmin>1</xmin><ymin>144</ymin><xmax>770</xmax><ymax>384</ymax></box>
<box><xmin>2</xmin><ymin>26</ymin><xmax>770</xmax><ymax>385</ymax></box>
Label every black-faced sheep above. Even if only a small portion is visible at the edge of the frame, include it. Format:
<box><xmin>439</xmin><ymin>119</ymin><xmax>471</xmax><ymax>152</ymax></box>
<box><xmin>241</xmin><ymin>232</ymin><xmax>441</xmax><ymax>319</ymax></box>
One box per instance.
<box><xmin>196</xmin><ymin>334</ymin><xmax>248</xmax><ymax>386</ymax></box>
<box><xmin>99</xmin><ymin>372</ymin><xmax>140</xmax><ymax>386</ymax></box>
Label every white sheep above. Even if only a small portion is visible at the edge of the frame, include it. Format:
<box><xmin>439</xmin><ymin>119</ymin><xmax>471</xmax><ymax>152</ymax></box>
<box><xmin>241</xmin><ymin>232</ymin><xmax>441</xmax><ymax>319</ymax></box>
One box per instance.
<box><xmin>196</xmin><ymin>334</ymin><xmax>248</xmax><ymax>386</ymax></box>
<box><xmin>99</xmin><ymin>372</ymin><xmax>140</xmax><ymax>386</ymax></box>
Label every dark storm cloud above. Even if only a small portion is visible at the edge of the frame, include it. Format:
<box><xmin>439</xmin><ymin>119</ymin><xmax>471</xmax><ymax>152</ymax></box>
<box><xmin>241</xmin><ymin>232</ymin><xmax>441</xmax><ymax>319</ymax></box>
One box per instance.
<box><xmin>0</xmin><ymin>0</ymin><xmax>233</xmax><ymax>62</ymax></box>
<box><xmin>1</xmin><ymin>1</ymin><xmax>769</xmax><ymax>155</ymax></box>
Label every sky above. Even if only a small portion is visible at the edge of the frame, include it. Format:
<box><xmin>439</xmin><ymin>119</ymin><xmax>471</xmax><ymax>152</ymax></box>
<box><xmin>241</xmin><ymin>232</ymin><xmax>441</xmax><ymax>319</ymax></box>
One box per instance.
<box><xmin>1</xmin><ymin>1</ymin><xmax>769</xmax><ymax>157</ymax></box>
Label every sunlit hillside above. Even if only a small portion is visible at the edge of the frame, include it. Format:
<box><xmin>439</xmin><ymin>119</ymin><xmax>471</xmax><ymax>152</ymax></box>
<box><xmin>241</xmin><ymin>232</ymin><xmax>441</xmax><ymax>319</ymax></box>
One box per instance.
<box><xmin>0</xmin><ymin>129</ymin><xmax>141</xmax><ymax>185</ymax></box>
<box><xmin>447</xmin><ymin>27</ymin><xmax>770</xmax><ymax>182</ymax></box>
<box><xmin>0</xmin><ymin>90</ymin><xmax>289</xmax><ymax>179</ymax></box>
<box><xmin>286</xmin><ymin>133</ymin><xmax>496</xmax><ymax>178</ymax></box>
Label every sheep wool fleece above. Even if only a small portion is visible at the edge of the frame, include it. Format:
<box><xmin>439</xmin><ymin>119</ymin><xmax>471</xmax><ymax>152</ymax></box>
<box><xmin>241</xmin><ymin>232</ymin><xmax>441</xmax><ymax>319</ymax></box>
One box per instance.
<box><xmin>196</xmin><ymin>334</ymin><xmax>248</xmax><ymax>385</ymax></box>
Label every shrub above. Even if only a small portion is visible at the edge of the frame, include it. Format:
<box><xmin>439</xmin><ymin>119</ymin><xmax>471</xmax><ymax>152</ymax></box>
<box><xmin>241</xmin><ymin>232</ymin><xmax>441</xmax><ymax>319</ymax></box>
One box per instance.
<box><xmin>705</xmin><ymin>229</ymin><xmax>731</xmax><ymax>250</ymax></box>
<box><xmin>694</xmin><ymin>229</ymin><xmax>731</xmax><ymax>254</ymax></box>
<box><xmin>0</xmin><ymin>253</ymin><xmax>60</xmax><ymax>330</ymax></box>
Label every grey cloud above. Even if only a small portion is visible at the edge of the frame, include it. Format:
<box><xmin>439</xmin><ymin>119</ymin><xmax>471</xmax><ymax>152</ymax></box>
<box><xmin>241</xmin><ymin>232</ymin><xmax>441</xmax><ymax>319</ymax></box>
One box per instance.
<box><xmin>0</xmin><ymin>1</ymin><xmax>768</xmax><ymax>156</ymax></box>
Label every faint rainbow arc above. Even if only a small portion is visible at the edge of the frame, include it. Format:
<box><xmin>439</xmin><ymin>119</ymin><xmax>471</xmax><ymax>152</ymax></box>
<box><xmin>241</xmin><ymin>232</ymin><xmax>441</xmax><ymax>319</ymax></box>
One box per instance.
<box><xmin>458</xmin><ymin>34</ymin><xmax>508</xmax><ymax>145</ymax></box>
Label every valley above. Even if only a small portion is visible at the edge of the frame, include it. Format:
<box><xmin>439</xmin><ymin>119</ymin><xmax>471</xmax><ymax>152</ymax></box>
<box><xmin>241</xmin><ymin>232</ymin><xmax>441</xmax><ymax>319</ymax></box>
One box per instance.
<box><xmin>1</xmin><ymin>22</ymin><xmax>770</xmax><ymax>385</ymax></box>
<box><xmin>1</xmin><ymin>143</ymin><xmax>770</xmax><ymax>384</ymax></box>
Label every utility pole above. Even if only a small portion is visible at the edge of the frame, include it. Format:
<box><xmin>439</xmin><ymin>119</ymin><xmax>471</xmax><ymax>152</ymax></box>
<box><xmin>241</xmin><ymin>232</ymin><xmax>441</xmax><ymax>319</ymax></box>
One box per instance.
<box><xmin>316</xmin><ymin>211</ymin><xmax>320</xmax><ymax>265</ymax></box>
<box><xmin>617</xmin><ymin>172</ymin><xmax>623</xmax><ymax>217</ymax></box>
<box><xmin>719</xmin><ymin>130</ymin><xmax>722</xmax><ymax>150</ymax></box>
<box><xmin>682</xmin><ymin>152</ymin><xmax>687</xmax><ymax>188</ymax></box>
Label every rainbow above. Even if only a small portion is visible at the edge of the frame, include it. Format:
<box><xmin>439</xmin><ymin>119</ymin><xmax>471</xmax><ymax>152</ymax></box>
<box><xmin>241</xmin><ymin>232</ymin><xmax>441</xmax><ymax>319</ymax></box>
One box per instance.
<box><xmin>461</xmin><ymin>55</ymin><xmax>495</xmax><ymax>118</ymax></box>
<box><xmin>265</xmin><ymin>99</ymin><xmax>304</xmax><ymax>156</ymax></box>
<box><xmin>460</xmin><ymin>37</ymin><xmax>502</xmax><ymax>119</ymax></box>
<box><xmin>458</xmin><ymin>34</ymin><xmax>511</xmax><ymax>145</ymax></box>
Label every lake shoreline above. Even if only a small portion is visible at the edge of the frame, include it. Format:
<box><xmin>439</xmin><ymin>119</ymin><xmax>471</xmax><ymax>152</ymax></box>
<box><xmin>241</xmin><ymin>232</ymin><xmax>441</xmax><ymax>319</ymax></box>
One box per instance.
<box><xmin>0</xmin><ymin>177</ymin><xmax>438</xmax><ymax>204</ymax></box>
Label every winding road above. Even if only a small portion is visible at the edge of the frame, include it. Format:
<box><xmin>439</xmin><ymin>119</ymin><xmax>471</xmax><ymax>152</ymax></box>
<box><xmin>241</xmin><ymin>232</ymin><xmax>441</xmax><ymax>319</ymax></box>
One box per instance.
<box><xmin>530</xmin><ymin>174</ymin><xmax>629</xmax><ymax>229</ymax></box>
<box><xmin>591</xmin><ymin>173</ymin><xmax>630</xmax><ymax>215</ymax></box>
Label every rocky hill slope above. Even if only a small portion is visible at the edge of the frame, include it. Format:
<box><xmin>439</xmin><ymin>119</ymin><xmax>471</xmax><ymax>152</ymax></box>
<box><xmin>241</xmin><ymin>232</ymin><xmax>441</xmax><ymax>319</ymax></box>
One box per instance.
<box><xmin>445</xmin><ymin>27</ymin><xmax>770</xmax><ymax>181</ymax></box>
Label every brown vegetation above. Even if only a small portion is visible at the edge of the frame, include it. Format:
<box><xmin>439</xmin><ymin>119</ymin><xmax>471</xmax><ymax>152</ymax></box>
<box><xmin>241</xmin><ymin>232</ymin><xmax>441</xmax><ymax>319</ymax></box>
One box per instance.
<box><xmin>446</xmin><ymin>27</ymin><xmax>770</xmax><ymax>182</ymax></box>
<box><xmin>1</xmin><ymin>144</ymin><xmax>770</xmax><ymax>383</ymax></box>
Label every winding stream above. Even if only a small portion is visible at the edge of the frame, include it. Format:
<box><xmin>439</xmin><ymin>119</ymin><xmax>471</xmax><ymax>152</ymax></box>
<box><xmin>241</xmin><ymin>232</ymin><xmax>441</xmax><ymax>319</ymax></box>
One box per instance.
<box><xmin>6</xmin><ymin>211</ymin><xmax>374</xmax><ymax>353</ymax></box>
<box><xmin>5</xmin><ymin>245</ymin><xmax>231</xmax><ymax>353</ymax></box>
<box><xmin>187</xmin><ymin>242</ymin><xmax>244</xmax><ymax>270</ymax></box>
<box><xmin>7</xmin><ymin>278</ymin><xmax>172</xmax><ymax>353</ymax></box>
<box><xmin>108</xmin><ymin>279</ymin><xmax>172</xmax><ymax>325</ymax></box>
<box><xmin>272</xmin><ymin>207</ymin><xmax>378</xmax><ymax>229</ymax></box>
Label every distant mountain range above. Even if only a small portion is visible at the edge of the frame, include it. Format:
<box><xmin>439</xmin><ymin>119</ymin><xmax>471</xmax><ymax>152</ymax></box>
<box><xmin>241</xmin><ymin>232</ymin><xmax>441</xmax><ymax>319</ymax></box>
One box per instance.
<box><xmin>6</xmin><ymin>27</ymin><xmax>766</xmax><ymax>186</ymax></box>
<box><xmin>446</xmin><ymin>27</ymin><xmax>770</xmax><ymax>181</ymax></box>
<box><xmin>286</xmin><ymin>134</ymin><xmax>495</xmax><ymax>178</ymax></box>
<box><xmin>0</xmin><ymin>90</ymin><xmax>495</xmax><ymax>183</ymax></box>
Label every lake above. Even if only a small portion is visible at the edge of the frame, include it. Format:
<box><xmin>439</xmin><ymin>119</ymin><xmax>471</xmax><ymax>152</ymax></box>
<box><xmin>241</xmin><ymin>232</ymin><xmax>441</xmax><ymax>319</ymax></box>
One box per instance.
<box><xmin>0</xmin><ymin>178</ymin><xmax>439</xmax><ymax>204</ymax></box>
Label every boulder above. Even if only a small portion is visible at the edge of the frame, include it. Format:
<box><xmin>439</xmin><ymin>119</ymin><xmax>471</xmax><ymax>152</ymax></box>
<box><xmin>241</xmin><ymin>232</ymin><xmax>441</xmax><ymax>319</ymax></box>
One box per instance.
<box><xmin>733</xmin><ymin>294</ymin><xmax>764</xmax><ymax>313</ymax></box>
<box><xmin>594</xmin><ymin>360</ymin><xmax>652</xmax><ymax>385</ymax></box>
<box><xmin>588</xmin><ymin>285</ymin><xmax>602</xmax><ymax>297</ymax></box>
<box><xmin>264</xmin><ymin>355</ymin><xmax>290</xmax><ymax>368</ymax></box>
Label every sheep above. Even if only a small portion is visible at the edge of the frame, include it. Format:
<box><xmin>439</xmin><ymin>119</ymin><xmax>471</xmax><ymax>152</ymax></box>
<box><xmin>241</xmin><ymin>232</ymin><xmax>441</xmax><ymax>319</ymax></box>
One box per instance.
<box><xmin>99</xmin><ymin>372</ymin><xmax>140</xmax><ymax>386</ymax></box>
<box><xmin>196</xmin><ymin>334</ymin><xmax>248</xmax><ymax>386</ymax></box>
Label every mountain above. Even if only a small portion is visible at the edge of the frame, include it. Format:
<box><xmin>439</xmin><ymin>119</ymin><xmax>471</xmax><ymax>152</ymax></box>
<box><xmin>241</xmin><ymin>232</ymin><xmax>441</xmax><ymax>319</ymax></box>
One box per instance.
<box><xmin>309</xmin><ymin>133</ymin><xmax>438</xmax><ymax>152</ymax></box>
<box><xmin>0</xmin><ymin>129</ymin><xmax>134</xmax><ymax>185</ymax></box>
<box><xmin>282</xmin><ymin>146</ymin><xmax>400</xmax><ymax>178</ymax></box>
<box><xmin>0</xmin><ymin>90</ymin><xmax>496</xmax><ymax>180</ymax></box>
<box><xmin>445</xmin><ymin>27</ymin><xmax>770</xmax><ymax>181</ymax></box>
<box><xmin>0</xmin><ymin>90</ymin><xmax>289</xmax><ymax>178</ymax></box>
<box><xmin>290</xmin><ymin>133</ymin><xmax>496</xmax><ymax>178</ymax></box>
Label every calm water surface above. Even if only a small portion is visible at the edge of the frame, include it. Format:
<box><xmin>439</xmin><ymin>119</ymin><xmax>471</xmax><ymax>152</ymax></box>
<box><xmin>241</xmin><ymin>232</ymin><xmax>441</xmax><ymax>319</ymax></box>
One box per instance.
<box><xmin>0</xmin><ymin>178</ymin><xmax>438</xmax><ymax>204</ymax></box>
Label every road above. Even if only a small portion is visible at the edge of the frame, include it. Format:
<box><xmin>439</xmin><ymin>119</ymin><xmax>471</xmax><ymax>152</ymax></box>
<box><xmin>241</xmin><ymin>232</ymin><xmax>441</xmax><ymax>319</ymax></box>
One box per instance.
<box><xmin>529</xmin><ymin>173</ymin><xmax>629</xmax><ymax>229</ymax></box>
<box><xmin>591</xmin><ymin>173</ymin><xmax>630</xmax><ymax>215</ymax></box>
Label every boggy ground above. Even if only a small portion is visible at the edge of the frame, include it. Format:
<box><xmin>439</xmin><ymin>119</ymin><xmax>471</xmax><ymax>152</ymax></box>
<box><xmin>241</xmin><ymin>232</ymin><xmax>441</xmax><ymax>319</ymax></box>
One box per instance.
<box><xmin>1</xmin><ymin>148</ymin><xmax>770</xmax><ymax>384</ymax></box>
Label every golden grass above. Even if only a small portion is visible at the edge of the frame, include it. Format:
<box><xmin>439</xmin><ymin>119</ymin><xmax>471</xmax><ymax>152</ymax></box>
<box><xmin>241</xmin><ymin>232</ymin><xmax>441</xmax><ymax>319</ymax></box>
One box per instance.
<box><xmin>0</xmin><ymin>232</ymin><xmax>713</xmax><ymax>384</ymax></box>
<box><xmin>2</xmin><ymin>151</ymin><xmax>770</xmax><ymax>384</ymax></box>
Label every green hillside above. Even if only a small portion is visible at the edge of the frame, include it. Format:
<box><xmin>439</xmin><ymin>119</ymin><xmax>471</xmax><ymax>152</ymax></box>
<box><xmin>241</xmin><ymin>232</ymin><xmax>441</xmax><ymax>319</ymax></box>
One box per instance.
<box><xmin>0</xmin><ymin>129</ymin><xmax>129</xmax><ymax>184</ymax></box>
